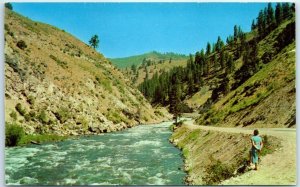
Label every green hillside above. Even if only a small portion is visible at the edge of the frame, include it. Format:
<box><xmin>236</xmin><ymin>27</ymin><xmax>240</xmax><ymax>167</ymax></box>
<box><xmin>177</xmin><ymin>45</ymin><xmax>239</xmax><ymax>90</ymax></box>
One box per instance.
<box><xmin>109</xmin><ymin>51</ymin><xmax>188</xmax><ymax>68</ymax></box>
<box><xmin>138</xmin><ymin>3</ymin><xmax>295</xmax><ymax>128</ymax></box>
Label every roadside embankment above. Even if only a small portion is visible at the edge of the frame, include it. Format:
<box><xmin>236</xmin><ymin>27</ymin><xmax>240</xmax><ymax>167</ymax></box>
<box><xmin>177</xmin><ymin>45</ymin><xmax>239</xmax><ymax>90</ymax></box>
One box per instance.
<box><xmin>170</xmin><ymin>120</ymin><xmax>281</xmax><ymax>185</ymax></box>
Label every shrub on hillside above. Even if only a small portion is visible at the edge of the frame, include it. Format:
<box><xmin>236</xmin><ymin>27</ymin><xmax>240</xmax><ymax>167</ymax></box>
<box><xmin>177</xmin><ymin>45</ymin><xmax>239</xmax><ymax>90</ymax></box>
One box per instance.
<box><xmin>16</xmin><ymin>40</ymin><xmax>27</xmax><ymax>50</ymax></box>
<box><xmin>27</xmin><ymin>95</ymin><xmax>35</xmax><ymax>105</ymax></box>
<box><xmin>5</xmin><ymin>122</ymin><xmax>24</xmax><ymax>146</ymax></box>
<box><xmin>15</xmin><ymin>103</ymin><xmax>26</xmax><ymax>116</ymax></box>
<box><xmin>261</xmin><ymin>51</ymin><xmax>274</xmax><ymax>64</ymax></box>
<box><xmin>5</xmin><ymin>3</ymin><xmax>13</xmax><ymax>10</ymax></box>
<box><xmin>55</xmin><ymin>108</ymin><xmax>70</xmax><ymax>123</ymax></box>
<box><xmin>49</xmin><ymin>55</ymin><xmax>68</xmax><ymax>69</ymax></box>
<box><xmin>4</xmin><ymin>24</ymin><xmax>14</xmax><ymax>37</ymax></box>
<box><xmin>38</xmin><ymin>110</ymin><xmax>49</xmax><ymax>124</ymax></box>
<box><xmin>9</xmin><ymin>111</ymin><xmax>17</xmax><ymax>121</ymax></box>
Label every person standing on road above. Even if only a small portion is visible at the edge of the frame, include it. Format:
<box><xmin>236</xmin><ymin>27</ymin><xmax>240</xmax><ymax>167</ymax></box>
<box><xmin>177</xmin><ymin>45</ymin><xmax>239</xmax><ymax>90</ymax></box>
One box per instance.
<box><xmin>250</xmin><ymin>129</ymin><xmax>263</xmax><ymax>170</ymax></box>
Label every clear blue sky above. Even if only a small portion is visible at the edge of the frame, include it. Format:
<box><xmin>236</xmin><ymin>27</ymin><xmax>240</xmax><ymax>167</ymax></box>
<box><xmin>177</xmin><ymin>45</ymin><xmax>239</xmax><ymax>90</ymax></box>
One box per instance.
<box><xmin>12</xmin><ymin>3</ymin><xmax>269</xmax><ymax>58</ymax></box>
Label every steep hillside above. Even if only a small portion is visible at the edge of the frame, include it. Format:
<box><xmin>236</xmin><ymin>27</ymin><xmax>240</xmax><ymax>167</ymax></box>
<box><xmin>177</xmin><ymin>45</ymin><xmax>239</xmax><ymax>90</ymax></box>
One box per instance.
<box><xmin>137</xmin><ymin>4</ymin><xmax>295</xmax><ymax>129</ymax></box>
<box><xmin>4</xmin><ymin>9</ymin><xmax>170</xmax><ymax>136</ymax></box>
<box><xmin>196</xmin><ymin>21</ymin><xmax>295</xmax><ymax>128</ymax></box>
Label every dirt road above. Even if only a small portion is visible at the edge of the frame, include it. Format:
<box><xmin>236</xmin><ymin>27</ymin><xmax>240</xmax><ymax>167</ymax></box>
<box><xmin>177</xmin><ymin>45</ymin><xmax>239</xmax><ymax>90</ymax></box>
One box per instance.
<box><xmin>184</xmin><ymin>120</ymin><xmax>297</xmax><ymax>185</ymax></box>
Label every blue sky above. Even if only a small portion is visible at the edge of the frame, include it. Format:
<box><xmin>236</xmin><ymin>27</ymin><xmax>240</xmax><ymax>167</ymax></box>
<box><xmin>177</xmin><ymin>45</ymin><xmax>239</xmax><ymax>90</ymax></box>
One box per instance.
<box><xmin>12</xmin><ymin>3</ymin><xmax>268</xmax><ymax>58</ymax></box>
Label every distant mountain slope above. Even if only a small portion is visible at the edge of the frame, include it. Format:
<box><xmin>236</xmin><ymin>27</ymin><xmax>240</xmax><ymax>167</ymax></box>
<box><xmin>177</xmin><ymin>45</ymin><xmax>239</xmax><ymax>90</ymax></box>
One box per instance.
<box><xmin>110</xmin><ymin>52</ymin><xmax>189</xmax><ymax>87</ymax></box>
<box><xmin>109</xmin><ymin>51</ymin><xmax>188</xmax><ymax>68</ymax></box>
<box><xmin>4</xmin><ymin>9</ymin><xmax>169</xmax><ymax>136</ymax></box>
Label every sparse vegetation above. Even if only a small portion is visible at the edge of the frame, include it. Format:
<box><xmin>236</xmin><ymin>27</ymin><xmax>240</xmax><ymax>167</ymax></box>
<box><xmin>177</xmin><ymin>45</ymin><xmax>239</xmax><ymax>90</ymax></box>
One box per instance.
<box><xmin>202</xmin><ymin>159</ymin><xmax>235</xmax><ymax>185</ymax></box>
<box><xmin>49</xmin><ymin>54</ymin><xmax>68</xmax><ymax>69</ymax></box>
<box><xmin>4</xmin><ymin>3</ymin><xmax>166</xmax><ymax>141</ymax></box>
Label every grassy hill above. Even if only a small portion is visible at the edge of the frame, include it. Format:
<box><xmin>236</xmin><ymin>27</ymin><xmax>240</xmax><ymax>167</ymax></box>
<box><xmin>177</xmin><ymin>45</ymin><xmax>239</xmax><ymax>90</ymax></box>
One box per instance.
<box><xmin>4</xmin><ymin>8</ymin><xmax>170</xmax><ymax>140</ymax></box>
<box><xmin>110</xmin><ymin>51</ymin><xmax>189</xmax><ymax>86</ymax></box>
<box><xmin>109</xmin><ymin>51</ymin><xmax>188</xmax><ymax>69</ymax></box>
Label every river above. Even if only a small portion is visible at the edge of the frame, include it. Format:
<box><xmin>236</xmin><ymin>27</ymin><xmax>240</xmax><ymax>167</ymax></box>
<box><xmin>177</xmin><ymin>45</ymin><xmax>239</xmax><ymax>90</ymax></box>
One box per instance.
<box><xmin>5</xmin><ymin>121</ymin><xmax>186</xmax><ymax>185</ymax></box>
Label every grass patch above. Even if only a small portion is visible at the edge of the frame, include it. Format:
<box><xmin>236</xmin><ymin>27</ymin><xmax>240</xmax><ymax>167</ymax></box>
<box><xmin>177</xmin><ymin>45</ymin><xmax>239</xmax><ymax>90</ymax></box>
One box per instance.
<box><xmin>182</xmin><ymin>148</ymin><xmax>189</xmax><ymax>158</ymax></box>
<box><xmin>18</xmin><ymin>134</ymin><xmax>68</xmax><ymax>146</ymax></box>
<box><xmin>49</xmin><ymin>54</ymin><xmax>68</xmax><ymax>69</ymax></box>
<box><xmin>187</xmin><ymin>129</ymin><xmax>201</xmax><ymax>141</ymax></box>
<box><xmin>230</xmin><ymin>89</ymin><xmax>273</xmax><ymax>113</ymax></box>
<box><xmin>101</xmin><ymin>79</ymin><xmax>113</xmax><ymax>93</ymax></box>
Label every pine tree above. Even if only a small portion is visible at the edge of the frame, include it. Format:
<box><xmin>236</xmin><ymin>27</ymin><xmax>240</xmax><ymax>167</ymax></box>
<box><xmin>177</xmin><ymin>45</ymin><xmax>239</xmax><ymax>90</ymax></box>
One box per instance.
<box><xmin>206</xmin><ymin>42</ymin><xmax>211</xmax><ymax>56</ymax></box>
<box><xmin>211</xmin><ymin>43</ymin><xmax>216</xmax><ymax>53</ymax></box>
<box><xmin>226</xmin><ymin>35</ymin><xmax>234</xmax><ymax>46</ymax></box>
<box><xmin>238</xmin><ymin>26</ymin><xmax>243</xmax><ymax>38</ymax></box>
<box><xmin>251</xmin><ymin>19</ymin><xmax>256</xmax><ymax>31</ymax></box>
<box><xmin>219</xmin><ymin>50</ymin><xmax>225</xmax><ymax>69</ymax></box>
<box><xmin>226</xmin><ymin>54</ymin><xmax>234</xmax><ymax>74</ymax></box>
<box><xmin>213</xmin><ymin>53</ymin><xmax>218</xmax><ymax>70</ymax></box>
<box><xmin>282</xmin><ymin>3</ymin><xmax>291</xmax><ymax>19</ymax></box>
<box><xmin>195</xmin><ymin>51</ymin><xmax>201</xmax><ymax>65</ymax></box>
<box><xmin>216</xmin><ymin>36</ymin><xmax>223</xmax><ymax>52</ymax></box>
<box><xmin>234</xmin><ymin>25</ymin><xmax>238</xmax><ymax>42</ymax></box>
<box><xmin>257</xmin><ymin>10</ymin><xmax>266</xmax><ymax>38</ymax></box>
<box><xmin>89</xmin><ymin>35</ymin><xmax>99</xmax><ymax>49</ymax></box>
<box><xmin>275</xmin><ymin>3</ymin><xmax>283</xmax><ymax>26</ymax></box>
<box><xmin>169</xmin><ymin>74</ymin><xmax>182</xmax><ymax>123</ymax></box>
<box><xmin>267</xmin><ymin>3</ymin><xmax>275</xmax><ymax>31</ymax></box>
<box><xmin>200</xmin><ymin>49</ymin><xmax>206</xmax><ymax>75</ymax></box>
